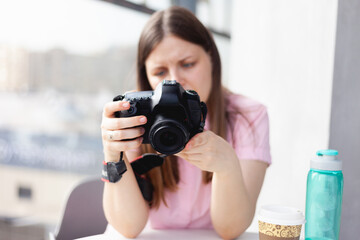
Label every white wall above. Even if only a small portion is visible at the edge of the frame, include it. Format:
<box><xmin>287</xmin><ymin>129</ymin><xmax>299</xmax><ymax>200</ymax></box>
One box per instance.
<box><xmin>228</xmin><ymin>0</ymin><xmax>338</xmax><ymax>232</ymax></box>
<box><xmin>330</xmin><ymin>0</ymin><xmax>360</xmax><ymax>237</ymax></box>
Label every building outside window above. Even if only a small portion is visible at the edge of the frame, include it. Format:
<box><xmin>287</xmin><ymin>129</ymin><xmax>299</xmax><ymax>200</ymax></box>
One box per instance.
<box><xmin>0</xmin><ymin>1</ymin><xmax>231</xmax><ymax>239</ymax></box>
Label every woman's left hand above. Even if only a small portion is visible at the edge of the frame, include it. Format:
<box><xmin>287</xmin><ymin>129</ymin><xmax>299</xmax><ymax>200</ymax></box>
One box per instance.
<box><xmin>176</xmin><ymin>131</ymin><xmax>240</xmax><ymax>173</ymax></box>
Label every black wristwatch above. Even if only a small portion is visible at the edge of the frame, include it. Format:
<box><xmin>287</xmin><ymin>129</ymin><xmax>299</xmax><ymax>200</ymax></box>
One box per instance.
<box><xmin>101</xmin><ymin>152</ymin><xmax>127</xmax><ymax>183</ymax></box>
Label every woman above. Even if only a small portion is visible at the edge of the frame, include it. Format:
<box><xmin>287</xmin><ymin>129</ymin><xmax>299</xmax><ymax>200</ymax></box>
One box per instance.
<box><xmin>101</xmin><ymin>6</ymin><xmax>271</xmax><ymax>239</ymax></box>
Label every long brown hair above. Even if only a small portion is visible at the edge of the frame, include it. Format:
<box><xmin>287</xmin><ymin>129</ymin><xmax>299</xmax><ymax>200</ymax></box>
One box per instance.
<box><xmin>136</xmin><ymin>6</ymin><xmax>227</xmax><ymax>208</ymax></box>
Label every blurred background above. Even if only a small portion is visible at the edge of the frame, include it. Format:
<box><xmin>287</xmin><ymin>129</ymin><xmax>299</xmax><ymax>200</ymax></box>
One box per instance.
<box><xmin>0</xmin><ymin>0</ymin><xmax>359</xmax><ymax>239</ymax></box>
<box><xmin>0</xmin><ymin>0</ymin><xmax>231</xmax><ymax>239</ymax></box>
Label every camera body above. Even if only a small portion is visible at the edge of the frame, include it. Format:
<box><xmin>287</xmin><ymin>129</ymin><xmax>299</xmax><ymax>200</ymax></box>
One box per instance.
<box><xmin>113</xmin><ymin>80</ymin><xmax>207</xmax><ymax>155</ymax></box>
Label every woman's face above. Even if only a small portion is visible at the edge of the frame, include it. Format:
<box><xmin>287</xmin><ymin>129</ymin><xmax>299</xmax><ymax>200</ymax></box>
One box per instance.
<box><xmin>145</xmin><ymin>35</ymin><xmax>212</xmax><ymax>103</ymax></box>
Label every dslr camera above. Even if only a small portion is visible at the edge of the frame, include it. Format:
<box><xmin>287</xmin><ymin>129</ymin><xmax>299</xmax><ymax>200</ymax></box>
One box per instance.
<box><xmin>113</xmin><ymin>80</ymin><xmax>207</xmax><ymax>155</ymax></box>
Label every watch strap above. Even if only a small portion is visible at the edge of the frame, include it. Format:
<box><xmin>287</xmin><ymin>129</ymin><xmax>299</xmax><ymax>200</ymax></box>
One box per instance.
<box><xmin>130</xmin><ymin>153</ymin><xmax>166</xmax><ymax>203</ymax></box>
<box><xmin>134</xmin><ymin>174</ymin><xmax>153</xmax><ymax>202</ymax></box>
<box><xmin>101</xmin><ymin>152</ymin><xmax>127</xmax><ymax>183</ymax></box>
<box><xmin>130</xmin><ymin>153</ymin><xmax>165</xmax><ymax>175</ymax></box>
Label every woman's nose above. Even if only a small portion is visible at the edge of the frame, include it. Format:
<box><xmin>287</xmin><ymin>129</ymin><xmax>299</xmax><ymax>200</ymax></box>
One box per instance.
<box><xmin>168</xmin><ymin>69</ymin><xmax>185</xmax><ymax>85</ymax></box>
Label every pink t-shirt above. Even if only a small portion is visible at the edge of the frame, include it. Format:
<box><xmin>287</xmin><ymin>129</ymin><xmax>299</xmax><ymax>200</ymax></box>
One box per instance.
<box><xmin>148</xmin><ymin>92</ymin><xmax>271</xmax><ymax>229</ymax></box>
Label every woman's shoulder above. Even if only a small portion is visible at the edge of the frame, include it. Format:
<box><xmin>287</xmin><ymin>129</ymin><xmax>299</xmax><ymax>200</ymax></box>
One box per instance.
<box><xmin>224</xmin><ymin>91</ymin><xmax>271</xmax><ymax>164</ymax></box>
<box><xmin>224</xmin><ymin>91</ymin><xmax>268</xmax><ymax>123</ymax></box>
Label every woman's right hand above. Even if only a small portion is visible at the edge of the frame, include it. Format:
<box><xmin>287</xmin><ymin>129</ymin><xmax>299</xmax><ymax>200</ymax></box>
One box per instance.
<box><xmin>101</xmin><ymin>100</ymin><xmax>147</xmax><ymax>162</ymax></box>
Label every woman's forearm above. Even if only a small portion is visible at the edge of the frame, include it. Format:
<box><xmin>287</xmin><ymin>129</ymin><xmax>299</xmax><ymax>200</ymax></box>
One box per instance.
<box><xmin>211</xmin><ymin>160</ymin><xmax>254</xmax><ymax>240</ymax></box>
<box><xmin>103</xmin><ymin>157</ymin><xmax>149</xmax><ymax>238</ymax></box>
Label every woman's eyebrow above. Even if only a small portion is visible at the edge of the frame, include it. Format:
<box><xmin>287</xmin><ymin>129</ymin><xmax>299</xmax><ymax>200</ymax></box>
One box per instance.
<box><xmin>147</xmin><ymin>54</ymin><xmax>195</xmax><ymax>69</ymax></box>
<box><xmin>179</xmin><ymin>55</ymin><xmax>194</xmax><ymax>61</ymax></box>
<box><xmin>147</xmin><ymin>62</ymin><xmax>164</xmax><ymax>70</ymax></box>
<box><xmin>149</xmin><ymin>65</ymin><xmax>165</xmax><ymax>71</ymax></box>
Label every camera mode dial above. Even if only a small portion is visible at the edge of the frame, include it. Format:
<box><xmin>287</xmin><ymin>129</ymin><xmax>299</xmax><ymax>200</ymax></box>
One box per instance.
<box><xmin>127</xmin><ymin>102</ymin><xmax>137</xmax><ymax>115</ymax></box>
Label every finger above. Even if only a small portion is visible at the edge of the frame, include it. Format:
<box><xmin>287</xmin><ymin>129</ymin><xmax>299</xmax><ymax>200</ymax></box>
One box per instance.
<box><xmin>184</xmin><ymin>139</ymin><xmax>206</xmax><ymax>152</ymax></box>
<box><xmin>175</xmin><ymin>151</ymin><xmax>202</xmax><ymax>162</ymax></box>
<box><xmin>184</xmin><ymin>153</ymin><xmax>204</xmax><ymax>161</ymax></box>
<box><xmin>102</xmin><ymin>115</ymin><xmax>147</xmax><ymax>130</ymax></box>
<box><xmin>103</xmin><ymin>101</ymin><xmax>130</xmax><ymax>118</ymax></box>
<box><xmin>185</xmin><ymin>132</ymin><xmax>208</xmax><ymax>150</ymax></box>
<box><xmin>103</xmin><ymin>127</ymin><xmax>145</xmax><ymax>141</ymax></box>
<box><xmin>180</xmin><ymin>151</ymin><xmax>204</xmax><ymax>162</ymax></box>
<box><xmin>104</xmin><ymin>137</ymin><xmax>143</xmax><ymax>152</ymax></box>
<box><xmin>182</xmin><ymin>156</ymin><xmax>202</xmax><ymax>168</ymax></box>
<box><xmin>183</xmin><ymin>145</ymin><xmax>210</xmax><ymax>155</ymax></box>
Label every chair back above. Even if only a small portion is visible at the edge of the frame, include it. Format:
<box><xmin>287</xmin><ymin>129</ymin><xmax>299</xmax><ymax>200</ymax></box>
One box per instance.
<box><xmin>54</xmin><ymin>178</ymin><xmax>107</xmax><ymax>240</ymax></box>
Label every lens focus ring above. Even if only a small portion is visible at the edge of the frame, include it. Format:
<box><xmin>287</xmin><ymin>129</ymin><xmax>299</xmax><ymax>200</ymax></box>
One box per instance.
<box><xmin>149</xmin><ymin>120</ymin><xmax>189</xmax><ymax>155</ymax></box>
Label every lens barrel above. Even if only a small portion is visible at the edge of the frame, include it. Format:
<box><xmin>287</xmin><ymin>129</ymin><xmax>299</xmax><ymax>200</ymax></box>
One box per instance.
<box><xmin>149</xmin><ymin>117</ymin><xmax>189</xmax><ymax>155</ymax></box>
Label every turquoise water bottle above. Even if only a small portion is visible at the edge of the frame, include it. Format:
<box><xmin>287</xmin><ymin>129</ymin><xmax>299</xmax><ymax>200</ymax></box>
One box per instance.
<box><xmin>305</xmin><ymin>149</ymin><xmax>343</xmax><ymax>240</ymax></box>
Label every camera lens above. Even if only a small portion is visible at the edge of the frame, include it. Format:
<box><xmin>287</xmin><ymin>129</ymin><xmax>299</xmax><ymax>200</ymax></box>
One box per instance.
<box><xmin>149</xmin><ymin>117</ymin><xmax>189</xmax><ymax>155</ymax></box>
<box><xmin>159</xmin><ymin>131</ymin><xmax>178</xmax><ymax>147</ymax></box>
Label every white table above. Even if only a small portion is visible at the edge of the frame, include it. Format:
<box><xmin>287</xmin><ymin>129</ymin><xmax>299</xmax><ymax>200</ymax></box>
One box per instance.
<box><xmin>76</xmin><ymin>224</ymin><xmax>259</xmax><ymax>240</ymax></box>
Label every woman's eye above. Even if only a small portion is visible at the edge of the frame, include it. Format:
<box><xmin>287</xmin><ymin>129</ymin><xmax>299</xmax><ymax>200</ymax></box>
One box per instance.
<box><xmin>155</xmin><ymin>70</ymin><xmax>166</xmax><ymax>76</ymax></box>
<box><xmin>183</xmin><ymin>62</ymin><xmax>194</xmax><ymax>68</ymax></box>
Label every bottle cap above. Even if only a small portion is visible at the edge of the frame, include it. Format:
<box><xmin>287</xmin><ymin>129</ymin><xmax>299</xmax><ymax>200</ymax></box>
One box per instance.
<box><xmin>311</xmin><ymin>149</ymin><xmax>342</xmax><ymax>171</ymax></box>
<box><xmin>316</xmin><ymin>149</ymin><xmax>338</xmax><ymax>156</ymax></box>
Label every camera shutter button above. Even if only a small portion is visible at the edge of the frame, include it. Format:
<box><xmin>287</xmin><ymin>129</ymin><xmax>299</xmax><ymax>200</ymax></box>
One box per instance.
<box><xmin>186</xmin><ymin>90</ymin><xmax>197</xmax><ymax>95</ymax></box>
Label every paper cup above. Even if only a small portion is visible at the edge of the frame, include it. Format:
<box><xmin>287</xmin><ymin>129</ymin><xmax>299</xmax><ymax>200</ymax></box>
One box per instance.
<box><xmin>258</xmin><ymin>205</ymin><xmax>305</xmax><ymax>240</ymax></box>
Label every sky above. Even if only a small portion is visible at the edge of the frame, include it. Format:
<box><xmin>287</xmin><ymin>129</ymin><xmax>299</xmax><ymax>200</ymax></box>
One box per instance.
<box><xmin>0</xmin><ymin>0</ymin><xmax>151</xmax><ymax>54</ymax></box>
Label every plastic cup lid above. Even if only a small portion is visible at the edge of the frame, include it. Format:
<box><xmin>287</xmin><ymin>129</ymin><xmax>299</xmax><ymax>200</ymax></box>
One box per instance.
<box><xmin>258</xmin><ymin>205</ymin><xmax>305</xmax><ymax>226</ymax></box>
